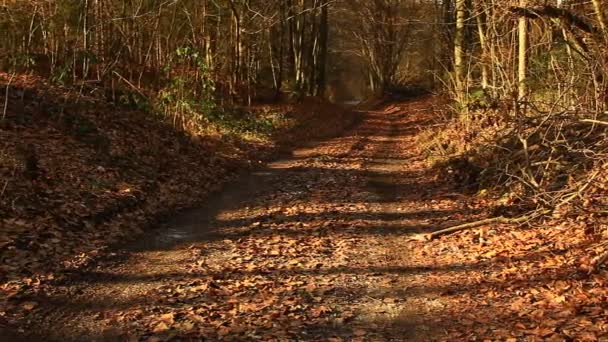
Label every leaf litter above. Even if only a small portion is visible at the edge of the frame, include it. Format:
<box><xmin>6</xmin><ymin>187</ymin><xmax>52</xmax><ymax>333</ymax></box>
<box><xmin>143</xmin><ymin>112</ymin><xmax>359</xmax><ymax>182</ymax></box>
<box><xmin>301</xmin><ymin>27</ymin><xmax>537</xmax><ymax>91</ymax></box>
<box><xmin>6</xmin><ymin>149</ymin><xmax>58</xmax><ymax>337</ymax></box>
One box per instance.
<box><xmin>2</xmin><ymin>89</ymin><xmax>607</xmax><ymax>341</ymax></box>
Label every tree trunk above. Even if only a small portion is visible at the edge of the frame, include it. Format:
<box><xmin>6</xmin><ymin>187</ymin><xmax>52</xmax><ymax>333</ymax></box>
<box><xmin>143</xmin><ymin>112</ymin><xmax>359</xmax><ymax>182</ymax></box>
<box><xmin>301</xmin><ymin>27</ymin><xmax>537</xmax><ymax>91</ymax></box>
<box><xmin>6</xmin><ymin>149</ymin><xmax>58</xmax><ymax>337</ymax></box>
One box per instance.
<box><xmin>592</xmin><ymin>0</ymin><xmax>607</xmax><ymax>35</ymax></box>
<box><xmin>475</xmin><ymin>0</ymin><xmax>489</xmax><ymax>90</ymax></box>
<box><xmin>316</xmin><ymin>0</ymin><xmax>329</xmax><ymax>97</ymax></box>
<box><xmin>518</xmin><ymin>0</ymin><xmax>528</xmax><ymax>103</ymax></box>
<box><xmin>454</xmin><ymin>0</ymin><xmax>466</xmax><ymax>107</ymax></box>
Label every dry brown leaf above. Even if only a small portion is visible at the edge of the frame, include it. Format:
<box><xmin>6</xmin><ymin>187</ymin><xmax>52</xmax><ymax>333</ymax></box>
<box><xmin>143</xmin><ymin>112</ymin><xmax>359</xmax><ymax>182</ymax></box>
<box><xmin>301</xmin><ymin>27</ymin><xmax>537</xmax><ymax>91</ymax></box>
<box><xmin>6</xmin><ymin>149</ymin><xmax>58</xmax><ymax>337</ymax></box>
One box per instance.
<box><xmin>152</xmin><ymin>322</ymin><xmax>170</xmax><ymax>333</ymax></box>
<box><xmin>353</xmin><ymin>329</ymin><xmax>367</xmax><ymax>337</ymax></box>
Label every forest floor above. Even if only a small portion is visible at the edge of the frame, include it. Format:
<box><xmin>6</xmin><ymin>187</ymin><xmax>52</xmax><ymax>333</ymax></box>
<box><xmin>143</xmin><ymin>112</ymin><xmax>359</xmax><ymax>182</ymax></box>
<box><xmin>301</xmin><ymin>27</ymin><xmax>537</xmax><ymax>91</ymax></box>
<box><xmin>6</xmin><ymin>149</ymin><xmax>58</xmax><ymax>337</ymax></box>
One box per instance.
<box><xmin>3</xmin><ymin>95</ymin><xmax>608</xmax><ymax>341</ymax></box>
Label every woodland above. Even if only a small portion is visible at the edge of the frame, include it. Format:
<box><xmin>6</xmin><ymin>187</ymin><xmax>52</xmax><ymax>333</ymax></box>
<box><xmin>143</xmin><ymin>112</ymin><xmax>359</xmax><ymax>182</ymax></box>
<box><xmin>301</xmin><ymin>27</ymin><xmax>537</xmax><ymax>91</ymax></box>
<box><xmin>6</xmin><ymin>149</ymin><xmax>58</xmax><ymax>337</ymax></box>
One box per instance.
<box><xmin>1</xmin><ymin>0</ymin><xmax>608</xmax><ymax>340</ymax></box>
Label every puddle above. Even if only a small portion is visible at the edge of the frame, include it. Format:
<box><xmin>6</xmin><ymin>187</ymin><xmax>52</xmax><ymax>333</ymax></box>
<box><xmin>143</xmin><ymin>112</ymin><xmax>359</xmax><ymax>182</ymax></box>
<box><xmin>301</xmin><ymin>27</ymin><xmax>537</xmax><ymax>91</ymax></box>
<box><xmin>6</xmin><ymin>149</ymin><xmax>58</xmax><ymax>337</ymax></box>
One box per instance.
<box><xmin>128</xmin><ymin>166</ymin><xmax>283</xmax><ymax>252</ymax></box>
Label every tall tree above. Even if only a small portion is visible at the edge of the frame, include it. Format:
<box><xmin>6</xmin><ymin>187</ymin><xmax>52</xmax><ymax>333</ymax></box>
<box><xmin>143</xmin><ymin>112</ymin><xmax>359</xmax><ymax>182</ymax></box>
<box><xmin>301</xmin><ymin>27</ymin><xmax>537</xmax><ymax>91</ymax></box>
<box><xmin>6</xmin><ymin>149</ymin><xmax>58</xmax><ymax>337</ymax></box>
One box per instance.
<box><xmin>454</xmin><ymin>0</ymin><xmax>467</xmax><ymax>106</ymax></box>
<box><xmin>518</xmin><ymin>0</ymin><xmax>528</xmax><ymax>102</ymax></box>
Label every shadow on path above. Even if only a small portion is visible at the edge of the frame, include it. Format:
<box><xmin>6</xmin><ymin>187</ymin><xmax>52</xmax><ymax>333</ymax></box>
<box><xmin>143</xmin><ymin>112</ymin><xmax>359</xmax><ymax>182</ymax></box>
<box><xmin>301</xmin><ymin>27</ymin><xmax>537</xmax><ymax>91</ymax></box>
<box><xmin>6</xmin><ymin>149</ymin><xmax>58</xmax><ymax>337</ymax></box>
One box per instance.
<box><xmin>7</xmin><ymin>96</ymin><xmax>482</xmax><ymax>341</ymax></box>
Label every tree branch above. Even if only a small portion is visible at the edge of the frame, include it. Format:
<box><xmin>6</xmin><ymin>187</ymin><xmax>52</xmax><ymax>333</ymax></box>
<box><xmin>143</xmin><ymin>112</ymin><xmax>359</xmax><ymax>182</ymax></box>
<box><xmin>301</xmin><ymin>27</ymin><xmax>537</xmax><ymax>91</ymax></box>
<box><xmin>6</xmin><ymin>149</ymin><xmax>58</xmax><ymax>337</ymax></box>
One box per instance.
<box><xmin>509</xmin><ymin>5</ymin><xmax>598</xmax><ymax>35</ymax></box>
<box><xmin>425</xmin><ymin>210</ymin><xmax>551</xmax><ymax>240</ymax></box>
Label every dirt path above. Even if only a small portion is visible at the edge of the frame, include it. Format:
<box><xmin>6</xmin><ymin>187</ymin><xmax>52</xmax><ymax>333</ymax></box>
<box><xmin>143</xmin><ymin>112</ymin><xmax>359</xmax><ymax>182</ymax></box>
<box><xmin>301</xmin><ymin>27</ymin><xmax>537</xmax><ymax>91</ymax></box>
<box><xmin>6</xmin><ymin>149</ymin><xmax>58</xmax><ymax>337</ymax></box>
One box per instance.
<box><xmin>7</xmin><ymin>97</ymin><xmax>469</xmax><ymax>341</ymax></box>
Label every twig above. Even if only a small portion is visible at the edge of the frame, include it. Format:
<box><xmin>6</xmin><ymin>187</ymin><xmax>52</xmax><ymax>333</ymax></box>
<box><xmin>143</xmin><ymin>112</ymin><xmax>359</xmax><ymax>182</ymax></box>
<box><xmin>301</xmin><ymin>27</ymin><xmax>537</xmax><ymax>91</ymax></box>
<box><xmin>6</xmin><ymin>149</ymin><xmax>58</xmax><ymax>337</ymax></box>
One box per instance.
<box><xmin>554</xmin><ymin>170</ymin><xmax>599</xmax><ymax>212</ymax></box>
<box><xmin>0</xmin><ymin>179</ymin><xmax>7</xmax><ymax>198</ymax></box>
<box><xmin>591</xmin><ymin>249</ymin><xmax>608</xmax><ymax>273</ymax></box>
<box><xmin>0</xmin><ymin>157</ymin><xmax>12</xmax><ymax>199</ymax></box>
<box><xmin>425</xmin><ymin>210</ymin><xmax>550</xmax><ymax>240</ymax></box>
<box><xmin>3</xmin><ymin>72</ymin><xmax>16</xmax><ymax>121</ymax></box>
<box><xmin>364</xmin><ymin>295</ymin><xmax>384</xmax><ymax>303</ymax></box>
<box><xmin>581</xmin><ymin>119</ymin><xmax>608</xmax><ymax>126</ymax></box>
<box><xmin>112</xmin><ymin>71</ymin><xmax>147</xmax><ymax>98</ymax></box>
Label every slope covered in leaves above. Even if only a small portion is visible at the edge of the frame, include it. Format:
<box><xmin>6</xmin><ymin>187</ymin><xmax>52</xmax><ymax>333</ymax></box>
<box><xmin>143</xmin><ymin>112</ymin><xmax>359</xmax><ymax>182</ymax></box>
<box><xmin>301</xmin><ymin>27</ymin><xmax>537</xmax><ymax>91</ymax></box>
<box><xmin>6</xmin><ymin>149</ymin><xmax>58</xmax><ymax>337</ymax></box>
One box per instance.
<box><xmin>410</xmin><ymin>102</ymin><xmax>608</xmax><ymax>340</ymax></box>
<box><xmin>0</xmin><ymin>73</ymin><xmax>354</xmax><ymax>302</ymax></box>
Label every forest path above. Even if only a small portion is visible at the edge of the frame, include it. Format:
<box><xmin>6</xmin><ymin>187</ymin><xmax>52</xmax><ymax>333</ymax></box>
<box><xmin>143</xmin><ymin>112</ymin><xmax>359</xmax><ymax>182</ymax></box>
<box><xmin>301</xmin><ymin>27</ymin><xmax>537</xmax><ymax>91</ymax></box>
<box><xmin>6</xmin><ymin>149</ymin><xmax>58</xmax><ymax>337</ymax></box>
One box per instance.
<box><xmin>10</xmin><ymin>97</ymin><xmax>464</xmax><ymax>341</ymax></box>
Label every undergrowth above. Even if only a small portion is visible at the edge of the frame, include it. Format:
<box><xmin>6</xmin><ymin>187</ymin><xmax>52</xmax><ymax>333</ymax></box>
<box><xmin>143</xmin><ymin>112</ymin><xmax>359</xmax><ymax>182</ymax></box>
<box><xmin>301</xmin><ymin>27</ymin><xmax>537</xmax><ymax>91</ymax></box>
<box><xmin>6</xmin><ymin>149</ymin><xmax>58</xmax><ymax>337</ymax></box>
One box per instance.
<box><xmin>418</xmin><ymin>101</ymin><xmax>608</xmax><ymax>237</ymax></box>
